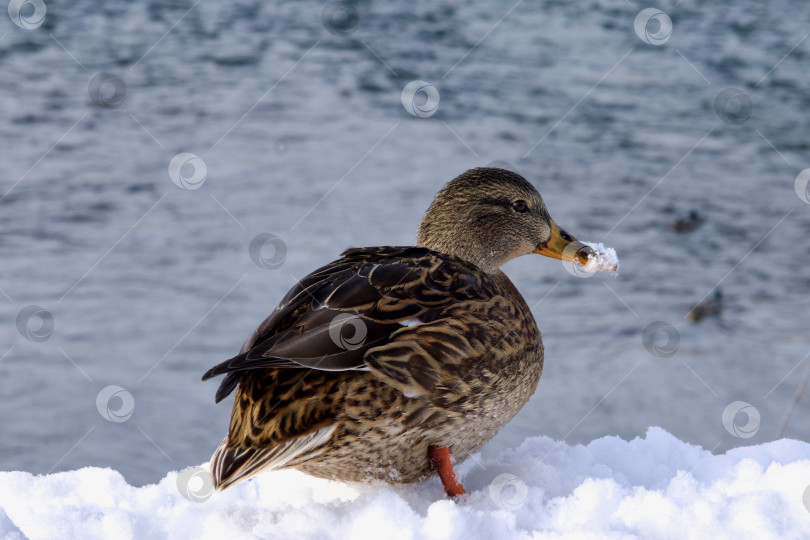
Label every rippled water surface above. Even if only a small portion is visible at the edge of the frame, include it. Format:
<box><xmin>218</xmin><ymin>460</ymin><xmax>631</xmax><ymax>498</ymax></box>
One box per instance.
<box><xmin>1</xmin><ymin>0</ymin><xmax>809</xmax><ymax>486</ymax></box>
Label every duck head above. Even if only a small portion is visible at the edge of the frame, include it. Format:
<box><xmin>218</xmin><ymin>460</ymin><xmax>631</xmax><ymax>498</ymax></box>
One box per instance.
<box><xmin>416</xmin><ymin>167</ymin><xmax>593</xmax><ymax>273</ymax></box>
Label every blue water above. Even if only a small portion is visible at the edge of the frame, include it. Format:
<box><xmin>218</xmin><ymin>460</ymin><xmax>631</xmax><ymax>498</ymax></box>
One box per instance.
<box><xmin>1</xmin><ymin>0</ymin><xmax>809</xmax><ymax>486</ymax></box>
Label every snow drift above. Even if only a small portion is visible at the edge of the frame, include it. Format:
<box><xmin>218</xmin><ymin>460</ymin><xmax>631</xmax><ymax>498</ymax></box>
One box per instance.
<box><xmin>1</xmin><ymin>428</ymin><xmax>809</xmax><ymax>540</ymax></box>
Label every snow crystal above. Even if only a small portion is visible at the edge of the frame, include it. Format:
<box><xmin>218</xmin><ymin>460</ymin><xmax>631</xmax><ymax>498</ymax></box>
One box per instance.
<box><xmin>581</xmin><ymin>241</ymin><xmax>619</xmax><ymax>273</ymax></box>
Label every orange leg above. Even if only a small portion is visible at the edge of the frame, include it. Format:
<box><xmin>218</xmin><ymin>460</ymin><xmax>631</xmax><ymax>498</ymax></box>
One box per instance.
<box><xmin>428</xmin><ymin>445</ymin><xmax>466</xmax><ymax>498</ymax></box>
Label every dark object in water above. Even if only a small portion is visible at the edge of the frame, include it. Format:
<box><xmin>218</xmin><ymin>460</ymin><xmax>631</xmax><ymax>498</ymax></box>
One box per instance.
<box><xmin>670</xmin><ymin>210</ymin><xmax>703</xmax><ymax>233</ymax></box>
<box><xmin>686</xmin><ymin>290</ymin><xmax>722</xmax><ymax>322</ymax></box>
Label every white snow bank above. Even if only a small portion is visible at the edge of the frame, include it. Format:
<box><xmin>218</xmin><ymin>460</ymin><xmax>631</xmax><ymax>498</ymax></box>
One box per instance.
<box><xmin>2</xmin><ymin>428</ymin><xmax>809</xmax><ymax>540</ymax></box>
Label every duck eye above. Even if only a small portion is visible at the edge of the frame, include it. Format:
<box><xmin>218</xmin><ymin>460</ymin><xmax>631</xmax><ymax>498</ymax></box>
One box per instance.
<box><xmin>511</xmin><ymin>200</ymin><xmax>529</xmax><ymax>213</ymax></box>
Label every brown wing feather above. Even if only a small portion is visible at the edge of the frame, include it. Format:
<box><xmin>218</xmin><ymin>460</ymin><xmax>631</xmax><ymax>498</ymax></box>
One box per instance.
<box><xmin>202</xmin><ymin>247</ymin><xmax>494</xmax><ymax>391</ymax></box>
<box><xmin>364</xmin><ymin>297</ymin><xmax>527</xmax><ymax>405</ymax></box>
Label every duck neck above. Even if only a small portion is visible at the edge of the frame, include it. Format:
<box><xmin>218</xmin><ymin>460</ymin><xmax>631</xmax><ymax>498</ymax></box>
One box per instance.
<box><xmin>416</xmin><ymin>236</ymin><xmax>505</xmax><ymax>274</ymax></box>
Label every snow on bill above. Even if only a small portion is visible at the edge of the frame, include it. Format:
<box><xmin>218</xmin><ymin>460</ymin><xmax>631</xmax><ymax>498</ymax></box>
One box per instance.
<box><xmin>582</xmin><ymin>241</ymin><xmax>619</xmax><ymax>273</ymax></box>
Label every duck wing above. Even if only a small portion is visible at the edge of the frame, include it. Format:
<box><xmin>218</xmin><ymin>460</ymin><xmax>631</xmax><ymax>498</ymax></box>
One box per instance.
<box><xmin>202</xmin><ymin>246</ymin><xmax>496</xmax><ymax>402</ymax></box>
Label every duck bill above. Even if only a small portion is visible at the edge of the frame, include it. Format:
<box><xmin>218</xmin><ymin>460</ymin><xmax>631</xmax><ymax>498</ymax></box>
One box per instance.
<box><xmin>533</xmin><ymin>220</ymin><xmax>593</xmax><ymax>266</ymax></box>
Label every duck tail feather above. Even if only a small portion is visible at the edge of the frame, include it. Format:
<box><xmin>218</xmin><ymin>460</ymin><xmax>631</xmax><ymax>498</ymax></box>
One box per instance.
<box><xmin>209</xmin><ymin>425</ymin><xmax>337</xmax><ymax>490</ymax></box>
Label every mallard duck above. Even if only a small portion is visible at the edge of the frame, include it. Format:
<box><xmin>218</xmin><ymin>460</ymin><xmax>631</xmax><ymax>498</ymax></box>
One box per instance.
<box><xmin>685</xmin><ymin>290</ymin><xmax>722</xmax><ymax>322</ymax></box>
<box><xmin>202</xmin><ymin>167</ymin><xmax>601</xmax><ymax>498</ymax></box>
<box><xmin>669</xmin><ymin>210</ymin><xmax>703</xmax><ymax>233</ymax></box>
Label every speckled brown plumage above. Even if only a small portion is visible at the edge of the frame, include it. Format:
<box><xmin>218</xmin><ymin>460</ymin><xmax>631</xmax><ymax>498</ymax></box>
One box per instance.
<box><xmin>203</xmin><ymin>167</ymin><xmax>593</xmax><ymax>492</ymax></box>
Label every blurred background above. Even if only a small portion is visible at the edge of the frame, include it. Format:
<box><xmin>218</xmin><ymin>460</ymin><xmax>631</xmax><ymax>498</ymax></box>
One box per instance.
<box><xmin>1</xmin><ymin>0</ymin><xmax>809</xmax><ymax>486</ymax></box>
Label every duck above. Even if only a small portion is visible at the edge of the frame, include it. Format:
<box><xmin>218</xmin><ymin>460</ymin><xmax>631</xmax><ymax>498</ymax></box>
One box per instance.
<box><xmin>202</xmin><ymin>167</ymin><xmax>602</xmax><ymax>498</ymax></box>
<box><xmin>685</xmin><ymin>289</ymin><xmax>722</xmax><ymax>322</ymax></box>
<box><xmin>669</xmin><ymin>210</ymin><xmax>703</xmax><ymax>233</ymax></box>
